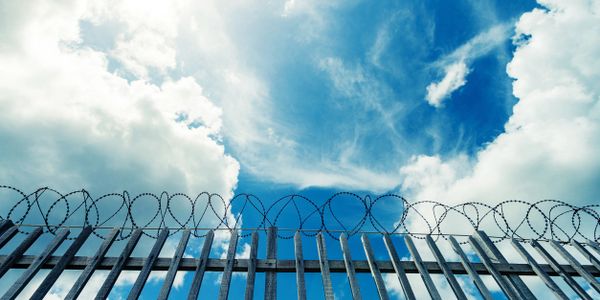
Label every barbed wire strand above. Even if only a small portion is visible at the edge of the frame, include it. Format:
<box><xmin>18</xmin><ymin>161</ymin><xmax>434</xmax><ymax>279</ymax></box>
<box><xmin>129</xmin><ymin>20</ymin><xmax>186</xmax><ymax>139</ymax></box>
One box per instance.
<box><xmin>1</xmin><ymin>186</ymin><xmax>598</xmax><ymax>243</ymax></box>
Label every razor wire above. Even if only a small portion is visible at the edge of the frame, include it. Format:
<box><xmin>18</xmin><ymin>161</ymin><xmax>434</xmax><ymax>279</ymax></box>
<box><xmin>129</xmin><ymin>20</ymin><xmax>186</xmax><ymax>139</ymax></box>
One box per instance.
<box><xmin>0</xmin><ymin>185</ymin><xmax>598</xmax><ymax>243</ymax></box>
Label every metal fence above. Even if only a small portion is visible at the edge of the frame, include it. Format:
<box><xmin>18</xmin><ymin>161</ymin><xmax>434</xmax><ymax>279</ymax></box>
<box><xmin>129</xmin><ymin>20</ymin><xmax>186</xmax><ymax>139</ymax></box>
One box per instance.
<box><xmin>1</xmin><ymin>187</ymin><xmax>599</xmax><ymax>299</ymax></box>
<box><xmin>0</xmin><ymin>220</ymin><xmax>599</xmax><ymax>300</ymax></box>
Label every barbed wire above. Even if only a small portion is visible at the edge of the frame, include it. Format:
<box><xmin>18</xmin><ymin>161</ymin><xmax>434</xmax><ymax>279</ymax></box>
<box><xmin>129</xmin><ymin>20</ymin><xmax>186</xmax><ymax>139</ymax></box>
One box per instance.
<box><xmin>1</xmin><ymin>186</ymin><xmax>598</xmax><ymax>243</ymax></box>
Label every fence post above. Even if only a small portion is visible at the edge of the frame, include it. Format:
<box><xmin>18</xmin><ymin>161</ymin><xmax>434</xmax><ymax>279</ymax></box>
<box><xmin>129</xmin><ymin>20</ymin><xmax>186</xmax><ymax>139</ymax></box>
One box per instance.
<box><xmin>265</xmin><ymin>226</ymin><xmax>277</xmax><ymax>300</ymax></box>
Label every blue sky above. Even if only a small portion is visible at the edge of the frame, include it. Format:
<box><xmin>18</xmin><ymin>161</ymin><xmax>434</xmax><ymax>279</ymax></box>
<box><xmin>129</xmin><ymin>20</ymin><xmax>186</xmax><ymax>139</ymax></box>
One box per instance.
<box><xmin>230</xmin><ymin>0</ymin><xmax>536</xmax><ymax>192</ymax></box>
<box><xmin>216</xmin><ymin>0</ymin><xmax>534</xmax><ymax>191</ymax></box>
<box><xmin>2</xmin><ymin>0</ymin><xmax>600</xmax><ymax>299</ymax></box>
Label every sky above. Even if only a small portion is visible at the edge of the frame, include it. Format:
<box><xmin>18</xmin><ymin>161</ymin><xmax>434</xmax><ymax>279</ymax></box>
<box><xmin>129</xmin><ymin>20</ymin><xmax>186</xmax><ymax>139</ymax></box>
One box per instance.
<box><xmin>1</xmin><ymin>0</ymin><xmax>600</xmax><ymax>299</ymax></box>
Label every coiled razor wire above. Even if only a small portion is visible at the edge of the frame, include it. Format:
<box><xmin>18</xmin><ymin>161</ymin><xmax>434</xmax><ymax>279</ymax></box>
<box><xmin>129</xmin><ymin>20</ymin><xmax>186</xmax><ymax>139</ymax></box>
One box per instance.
<box><xmin>0</xmin><ymin>186</ymin><xmax>598</xmax><ymax>243</ymax></box>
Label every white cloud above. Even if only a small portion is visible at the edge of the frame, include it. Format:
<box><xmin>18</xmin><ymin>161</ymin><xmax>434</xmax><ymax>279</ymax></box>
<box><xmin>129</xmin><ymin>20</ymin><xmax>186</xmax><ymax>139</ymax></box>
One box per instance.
<box><xmin>112</xmin><ymin>30</ymin><xmax>176</xmax><ymax>78</ymax></box>
<box><xmin>425</xmin><ymin>24</ymin><xmax>511</xmax><ymax>107</ymax></box>
<box><xmin>387</xmin><ymin>2</ymin><xmax>600</xmax><ymax>295</ymax></box>
<box><xmin>0</xmin><ymin>10</ymin><xmax>242</xmax><ymax>290</ymax></box>
<box><xmin>425</xmin><ymin>61</ymin><xmax>470</xmax><ymax>107</ymax></box>
<box><xmin>281</xmin><ymin>0</ymin><xmax>344</xmax><ymax>40</ymax></box>
<box><xmin>89</xmin><ymin>0</ymin><xmax>181</xmax><ymax>78</ymax></box>
<box><xmin>0</xmin><ymin>1</ymin><xmax>239</xmax><ymax>198</ymax></box>
<box><xmin>0</xmin><ymin>3</ymin><xmax>242</xmax><ymax>296</ymax></box>
<box><xmin>4</xmin><ymin>271</ymin><xmax>101</xmax><ymax>299</ymax></box>
<box><xmin>368</xmin><ymin>7</ymin><xmax>435</xmax><ymax>72</ymax></box>
<box><xmin>282</xmin><ymin>0</ymin><xmax>324</xmax><ymax>17</ymax></box>
<box><xmin>318</xmin><ymin>57</ymin><xmax>404</xmax><ymax>135</ymax></box>
<box><xmin>444</xmin><ymin>24</ymin><xmax>511</xmax><ymax>65</ymax></box>
<box><xmin>400</xmin><ymin>0</ymin><xmax>600</xmax><ymax>241</ymax></box>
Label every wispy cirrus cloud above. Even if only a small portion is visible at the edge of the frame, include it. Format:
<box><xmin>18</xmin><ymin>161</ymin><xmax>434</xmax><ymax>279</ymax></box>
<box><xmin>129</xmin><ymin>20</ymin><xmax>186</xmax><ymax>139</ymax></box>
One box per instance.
<box><xmin>426</xmin><ymin>61</ymin><xmax>470</xmax><ymax>107</ymax></box>
<box><xmin>425</xmin><ymin>23</ymin><xmax>512</xmax><ymax>107</ymax></box>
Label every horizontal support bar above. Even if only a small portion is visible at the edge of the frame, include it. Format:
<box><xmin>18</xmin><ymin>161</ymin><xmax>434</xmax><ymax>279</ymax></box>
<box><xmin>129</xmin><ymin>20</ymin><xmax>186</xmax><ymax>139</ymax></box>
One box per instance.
<box><xmin>1</xmin><ymin>255</ymin><xmax>598</xmax><ymax>277</ymax></box>
<box><xmin>10</xmin><ymin>224</ymin><xmax>583</xmax><ymax>243</ymax></box>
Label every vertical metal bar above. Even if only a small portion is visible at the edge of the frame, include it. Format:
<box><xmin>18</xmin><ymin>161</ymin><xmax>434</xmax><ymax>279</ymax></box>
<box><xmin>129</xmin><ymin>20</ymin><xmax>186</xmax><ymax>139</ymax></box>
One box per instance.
<box><xmin>0</xmin><ymin>226</ymin><xmax>18</xmax><ymax>249</ymax></box>
<box><xmin>316</xmin><ymin>232</ymin><xmax>334</xmax><ymax>300</ymax></box>
<box><xmin>293</xmin><ymin>231</ymin><xmax>306</xmax><ymax>300</ymax></box>
<box><xmin>468</xmin><ymin>236</ymin><xmax>521</xmax><ymax>300</ymax></box>
<box><xmin>448</xmin><ymin>236</ymin><xmax>493</xmax><ymax>300</ymax></box>
<box><xmin>530</xmin><ymin>240</ymin><xmax>591</xmax><ymax>300</ymax></box>
<box><xmin>548</xmin><ymin>240</ymin><xmax>600</xmax><ymax>293</ymax></box>
<box><xmin>474</xmin><ymin>231</ymin><xmax>535</xmax><ymax>300</ymax></box>
<box><xmin>404</xmin><ymin>235</ymin><xmax>442</xmax><ymax>300</ymax></box>
<box><xmin>31</xmin><ymin>227</ymin><xmax>93</xmax><ymax>299</ymax></box>
<box><xmin>65</xmin><ymin>228</ymin><xmax>120</xmax><ymax>300</ymax></box>
<box><xmin>0</xmin><ymin>227</ymin><xmax>43</xmax><ymax>278</ymax></box>
<box><xmin>587</xmin><ymin>241</ymin><xmax>600</xmax><ymax>255</ymax></box>
<box><xmin>187</xmin><ymin>230</ymin><xmax>214</xmax><ymax>300</ymax></box>
<box><xmin>511</xmin><ymin>239</ymin><xmax>568</xmax><ymax>300</ymax></box>
<box><xmin>571</xmin><ymin>240</ymin><xmax>600</xmax><ymax>271</ymax></box>
<box><xmin>0</xmin><ymin>220</ymin><xmax>13</xmax><ymax>236</ymax></box>
<box><xmin>245</xmin><ymin>231</ymin><xmax>259</xmax><ymax>300</ymax></box>
<box><xmin>362</xmin><ymin>234</ymin><xmax>389</xmax><ymax>300</ymax></box>
<box><xmin>340</xmin><ymin>233</ymin><xmax>361</xmax><ymax>300</ymax></box>
<box><xmin>217</xmin><ymin>230</ymin><xmax>238</xmax><ymax>300</ymax></box>
<box><xmin>425</xmin><ymin>235</ymin><xmax>467</xmax><ymax>300</ymax></box>
<box><xmin>127</xmin><ymin>229</ymin><xmax>170</xmax><ymax>300</ymax></box>
<box><xmin>383</xmin><ymin>234</ymin><xmax>415</xmax><ymax>300</ymax></box>
<box><xmin>2</xmin><ymin>228</ymin><xmax>70</xmax><ymax>300</ymax></box>
<box><xmin>158</xmin><ymin>229</ymin><xmax>191</xmax><ymax>300</ymax></box>
<box><xmin>264</xmin><ymin>227</ymin><xmax>277</xmax><ymax>300</ymax></box>
<box><xmin>96</xmin><ymin>228</ymin><xmax>143</xmax><ymax>300</ymax></box>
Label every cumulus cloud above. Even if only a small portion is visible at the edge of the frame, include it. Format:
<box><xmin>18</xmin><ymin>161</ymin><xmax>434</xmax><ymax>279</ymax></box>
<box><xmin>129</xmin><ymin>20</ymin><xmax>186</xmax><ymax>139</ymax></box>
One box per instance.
<box><xmin>406</xmin><ymin>0</ymin><xmax>600</xmax><ymax>205</ymax></box>
<box><xmin>390</xmin><ymin>0</ymin><xmax>600</xmax><ymax>295</ymax></box>
<box><xmin>425</xmin><ymin>24</ymin><xmax>511</xmax><ymax>107</ymax></box>
<box><xmin>90</xmin><ymin>0</ymin><xmax>181</xmax><ymax>78</ymax></box>
<box><xmin>0</xmin><ymin>1</ymin><xmax>240</xmax><ymax>295</ymax></box>
<box><xmin>394</xmin><ymin>6</ymin><xmax>600</xmax><ymax>297</ymax></box>
<box><xmin>0</xmin><ymin>0</ymin><xmax>238</xmax><ymax>197</ymax></box>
